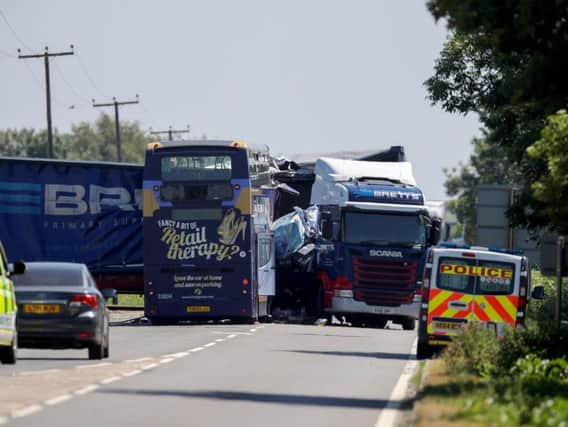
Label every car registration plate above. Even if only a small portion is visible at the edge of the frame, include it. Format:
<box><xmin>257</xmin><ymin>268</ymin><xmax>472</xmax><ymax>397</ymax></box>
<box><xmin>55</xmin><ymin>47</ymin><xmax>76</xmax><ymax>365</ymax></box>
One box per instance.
<box><xmin>24</xmin><ymin>304</ymin><xmax>61</xmax><ymax>314</ymax></box>
<box><xmin>186</xmin><ymin>305</ymin><xmax>211</xmax><ymax>313</ymax></box>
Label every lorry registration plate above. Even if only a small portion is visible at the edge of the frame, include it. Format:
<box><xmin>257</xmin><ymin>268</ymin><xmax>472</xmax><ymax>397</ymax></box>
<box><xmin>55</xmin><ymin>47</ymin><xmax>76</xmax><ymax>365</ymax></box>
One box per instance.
<box><xmin>24</xmin><ymin>304</ymin><xmax>60</xmax><ymax>314</ymax></box>
<box><xmin>372</xmin><ymin>306</ymin><xmax>393</xmax><ymax>314</ymax></box>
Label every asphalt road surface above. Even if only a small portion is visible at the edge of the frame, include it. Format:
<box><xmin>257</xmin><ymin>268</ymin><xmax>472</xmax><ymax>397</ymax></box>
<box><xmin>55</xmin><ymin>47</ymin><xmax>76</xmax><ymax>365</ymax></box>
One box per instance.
<box><xmin>2</xmin><ymin>323</ymin><xmax>416</xmax><ymax>427</ymax></box>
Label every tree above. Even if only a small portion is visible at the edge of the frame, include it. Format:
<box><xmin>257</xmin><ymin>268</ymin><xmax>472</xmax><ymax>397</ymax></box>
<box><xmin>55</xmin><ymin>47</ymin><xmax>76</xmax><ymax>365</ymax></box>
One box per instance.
<box><xmin>444</xmin><ymin>137</ymin><xmax>518</xmax><ymax>243</ymax></box>
<box><xmin>526</xmin><ymin>110</ymin><xmax>568</xmax><ymax>234</ymax></box>
<box><xmin>67</xmin><ymin>113</ymin><xmax>148</xmax><ymax>163</ymax></box>
<box><xmin>426</xmin><ymin>0</ymin><xmax>568</xmax><ymax>233</ymax></box>
<box><xmin>0</xmin><ymin>128</ymin><xmax>69</xmax><ymax>158</ymax></box>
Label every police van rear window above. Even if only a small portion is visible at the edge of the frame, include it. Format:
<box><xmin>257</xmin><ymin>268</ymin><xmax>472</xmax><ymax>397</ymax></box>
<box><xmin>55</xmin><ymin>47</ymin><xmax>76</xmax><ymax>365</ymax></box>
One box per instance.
<box><xmin>436</xmin><ymin>257</ymin><xmax>474</xmax><ymax>293</ymax></box>
<box><xmin>436</xmin><ymin>257</ymin><xmax>515</xmax><ymax>295</ymax></box>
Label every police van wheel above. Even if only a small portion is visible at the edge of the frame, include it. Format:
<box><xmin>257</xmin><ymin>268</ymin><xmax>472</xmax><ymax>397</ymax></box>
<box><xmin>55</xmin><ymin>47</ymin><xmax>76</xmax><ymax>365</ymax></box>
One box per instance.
<box><xmin>416</xmin><ymin>340</ymin><xmax>432</xmax><ymax>360</ymax></box>
<box><xmin>401</xmin><ymin>318</ymin><xmax>416</xmax><ymax>331</ymax></box>
<box><xmin>0</xmin><ymin>336</ymin><xmax>17</xmax><ymax>365</ymax></box>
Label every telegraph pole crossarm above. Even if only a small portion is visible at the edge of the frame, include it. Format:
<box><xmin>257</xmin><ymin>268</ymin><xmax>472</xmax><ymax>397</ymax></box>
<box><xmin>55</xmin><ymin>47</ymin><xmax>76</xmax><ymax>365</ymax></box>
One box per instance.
<box><xmin>92</xmin><ymin>95</ymin><xmax>140</xmax><ymax>162</ymax></box>
<box><xmin>150</xmin><ymin>125</ymin><xmax>190</xmax><ymax>141</ymax></box>
<box><xmin>18</xmin><ymin>45</ymin><xmax>74</xmax><ymax>159</ymax></box>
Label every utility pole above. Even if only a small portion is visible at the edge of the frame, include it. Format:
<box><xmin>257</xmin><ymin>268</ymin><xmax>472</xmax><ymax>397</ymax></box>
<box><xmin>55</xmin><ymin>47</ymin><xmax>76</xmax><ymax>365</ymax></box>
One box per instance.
<box><xmin>150</xmin><ymin>125</ymin><xmax>190</xmax><ymax>141</ymax></box>
<box><xmin>556</xmin><ymin>236</ymin><xmax>565</xmax><ymax>329</ymax></box>
<box><xmin>18</xmin><ymin>45</ymin><xmax>74</xmax><ymax>158</ymax></box>
<box><xmin>92</xmin><ymin>95</ymin><xmax>139</xmax><ymax>162</ymax></box>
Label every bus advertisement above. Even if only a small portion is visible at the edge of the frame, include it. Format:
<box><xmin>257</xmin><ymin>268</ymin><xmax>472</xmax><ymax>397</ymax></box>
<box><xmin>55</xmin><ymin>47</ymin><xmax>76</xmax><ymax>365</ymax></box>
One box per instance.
<box><xmin>143</xmin><ymin>140</ymin><xmax>275</xmax><ymax>323</ymax></box>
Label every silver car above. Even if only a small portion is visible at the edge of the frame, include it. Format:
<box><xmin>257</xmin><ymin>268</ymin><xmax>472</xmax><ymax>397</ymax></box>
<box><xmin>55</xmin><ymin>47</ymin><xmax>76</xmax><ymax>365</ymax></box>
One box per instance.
<box><xmin>14</xmin><ymin>262</ymin><xmax>115</xmax><ymax>360</ymax></box>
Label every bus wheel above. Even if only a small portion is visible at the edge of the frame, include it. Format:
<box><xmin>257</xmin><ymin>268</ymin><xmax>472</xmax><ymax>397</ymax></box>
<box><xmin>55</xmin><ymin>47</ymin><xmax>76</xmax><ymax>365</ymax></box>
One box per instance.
<box><xmin>401</xmin><ymin>318</ymin><xmax>416</xmax><ymax>331</ymax></box>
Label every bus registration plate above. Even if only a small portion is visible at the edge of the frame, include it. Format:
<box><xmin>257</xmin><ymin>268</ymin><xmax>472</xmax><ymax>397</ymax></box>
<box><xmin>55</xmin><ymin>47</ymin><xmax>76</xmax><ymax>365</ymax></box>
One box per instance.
<box><xmin>186</xmin><ymin>305</ymin><xmax>211</xmax><ymax>313</ymax></box>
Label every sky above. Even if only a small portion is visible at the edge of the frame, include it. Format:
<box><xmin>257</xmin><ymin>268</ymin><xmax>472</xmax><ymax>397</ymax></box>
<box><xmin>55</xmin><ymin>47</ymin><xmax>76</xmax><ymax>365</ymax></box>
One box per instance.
<box><xmin>0</xmin><ymin>1</ymin><xmax>480</xmax><ymax>200</ymax></box>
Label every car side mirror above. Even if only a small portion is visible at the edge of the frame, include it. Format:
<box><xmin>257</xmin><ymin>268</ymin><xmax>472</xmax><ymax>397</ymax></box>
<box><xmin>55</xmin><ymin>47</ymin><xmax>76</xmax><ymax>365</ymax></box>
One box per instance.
<box><xmin>11</xmin><ymin>260</ymin><xmax>26</xmax><ymax>276</ymax></box>
<box><xmin>101</xmin><ymin>288</ymin><xmax>118</xmax><ymax>300</ymax></box>
<box><xmin>531</xmin><ymin>286</ymin><xmax>545</xmax><ymax>300</ymax></box>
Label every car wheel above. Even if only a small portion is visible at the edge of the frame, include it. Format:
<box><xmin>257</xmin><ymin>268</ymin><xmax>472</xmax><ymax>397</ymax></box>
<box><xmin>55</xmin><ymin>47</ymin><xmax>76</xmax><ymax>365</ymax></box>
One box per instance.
<box><xmin>88</xmin><ymin>341</ymin><xmax>104</xmax><ymax>360</ymax></box>
<box><xmin>0</xmin><ymin>334</ymin><xmax>17</xmax><ymax>365</ymax></box>
<box><xmin>103</xmin><ymin>330</ymin><xmax>110</xmax><ymax>359</ymax></box>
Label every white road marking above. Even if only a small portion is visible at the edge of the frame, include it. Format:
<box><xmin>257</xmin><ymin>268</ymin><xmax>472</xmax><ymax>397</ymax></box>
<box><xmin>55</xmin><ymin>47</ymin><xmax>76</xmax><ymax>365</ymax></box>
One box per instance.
<box><xmin>189</xmin><ymin>347</ymin><xmax>204</xmax><ymax>352</ymax></box>
<box><xmin>160</xmin><ymin>357</ymin><xmax>174</xmax><ymax>364</ymax></box>
<box><xmin>44</xmin><ymin>394</ymin><xmax>73</xmax><ymax>406</ymax></box>
<box><xmin>163</xmin><ymin>352</ymin><xmax>188</xmax><ymax>358</ymax></box>
<box><xmin>125</xmin><ymin>357</ymin><xmax>152</xmax><ymax>363</ymax></box>
<box><xmin>141</xmin><ymin>363</ymin><xmax>159</xmax><ymax>371</ymax></box>
<box><xmin>374</xmin><ymin>338</ymin><xmax>418</xmax><ymax>427</ymax></box>
<box><xmin>0</xmin><ymin>416</ymin><xmax>8</xmax><ymax>425</ymax></box>
<box><xmin>249</xmin><ymin>328</ymin><xmax>257</xmax><ymax>332</ymax></box>
<box><xmin>212</xmin><ymin>331</ymin><xmax>251</xmax><ymax>336</ymax></box>
<box><xmin>203</xmin><ymin>342</ymin><xmax>216</xmax><ymax>348</ymax></box>
<box><xmin>19</xmin><ymin>369</ymin><xmax>61</xmax><ymax>376</ymax></box>
<box><xmin>215</xmin><ymin>338</ymin><xmax>225</xmax><ymax>343</ymax></box>
<box><xmin>122</xmin><ymin>370</ymin><xmax>142</xmax><ymax>377</ymax></box>
<box><xmin>11</xmin><ymin>404</ymin><xmax>43</xmax><ymax>418</ymax></box>
<box><xmin>77</xmin><ymin>362</ymin><xmax>112</xmax><ymax>369</ymax></box>
<box><xmin>100</xmin><ymin>376</ymin><xmax>121</xmax><ymax>385</ymax></box>
<box><xmin>75</xmin><ymin>384</ymin><xmax>100</xmax><ymax>396</ymax></box>
<box><xmin>226</xmin><ymin>334</ymin><xmax>237</xmax><ymax>339</ymax></box>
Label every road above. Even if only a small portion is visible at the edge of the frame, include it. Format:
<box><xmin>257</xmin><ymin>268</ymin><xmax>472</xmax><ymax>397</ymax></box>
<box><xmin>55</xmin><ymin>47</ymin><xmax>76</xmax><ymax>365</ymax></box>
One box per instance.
<box><xmin>1</xmin><ymin>323</ymin><xmax>416</xmax><ymax>427</ymax></box>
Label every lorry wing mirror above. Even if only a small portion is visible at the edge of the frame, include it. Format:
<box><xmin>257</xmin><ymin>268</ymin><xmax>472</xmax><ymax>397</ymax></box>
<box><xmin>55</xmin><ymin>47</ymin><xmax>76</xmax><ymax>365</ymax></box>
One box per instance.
<box><xmin>11</xmin><ymin>260</ymin><xmax>26</xmax><ymax>276</ymax></box>
<box><xmin>321</xmin><ymin>211</ymin><xmax>334</xmax><ymax>240</ymax></box>
<box><xmin>101</xmin><ymin>288</ymin><xmax>118</xmax><ymax>300</ymax></box>
<box><xmin>429</xmin><ymin>217</ymin><xmax>442</xmax><ymax>246</ymax></box>
<box><xmin>531</xmin><ymin>286</ymin><xmax>545</xmax><ymax>300</ymax></box>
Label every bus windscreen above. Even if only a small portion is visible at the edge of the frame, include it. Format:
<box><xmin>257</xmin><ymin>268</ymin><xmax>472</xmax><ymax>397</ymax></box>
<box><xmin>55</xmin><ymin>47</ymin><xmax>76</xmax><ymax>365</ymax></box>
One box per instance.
<box><xmin>161</xmin><ymin>155</ymin><xmax>232</xmax><ymax>181</ymax></box>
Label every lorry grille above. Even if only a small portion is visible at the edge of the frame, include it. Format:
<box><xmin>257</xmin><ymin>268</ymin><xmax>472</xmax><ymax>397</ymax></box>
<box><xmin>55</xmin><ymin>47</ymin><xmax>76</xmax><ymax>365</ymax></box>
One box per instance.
<box><xmin>352</xmin><ymin>257</ymin><xmax>417</xmax><ymax>306</ymax></box>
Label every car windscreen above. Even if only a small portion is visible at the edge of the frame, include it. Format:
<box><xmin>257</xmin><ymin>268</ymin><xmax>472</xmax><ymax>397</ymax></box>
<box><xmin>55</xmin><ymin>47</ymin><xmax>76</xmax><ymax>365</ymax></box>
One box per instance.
<box><xmin>13</xmin><ymin>267</ymin><xmax>84</xmax><ymax>287</ymax></box>
<box><xmin>343</xmin><ymin>211</ymin><xmax>426</xmax><ymax>246</ymax></box>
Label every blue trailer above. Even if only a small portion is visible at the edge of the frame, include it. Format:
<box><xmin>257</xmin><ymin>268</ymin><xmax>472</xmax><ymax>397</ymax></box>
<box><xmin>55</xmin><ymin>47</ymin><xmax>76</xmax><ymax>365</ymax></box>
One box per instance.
<box><xmin>0</xmin><ymin>157</ymin><xmax>144</xmax><ymax>292</ymax></box>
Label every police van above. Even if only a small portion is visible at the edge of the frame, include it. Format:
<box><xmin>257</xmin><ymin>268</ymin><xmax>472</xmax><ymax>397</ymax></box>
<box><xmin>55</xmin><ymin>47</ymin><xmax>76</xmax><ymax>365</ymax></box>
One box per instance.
<box><xmin>0</xmin><ymin>241</ymin><xmax>25</xmax><ymax>364</ymax></box>
<box><xmin>416</xmin><ymin>244</ymin><xmax>544</xmax><ymax>359</ymax></box>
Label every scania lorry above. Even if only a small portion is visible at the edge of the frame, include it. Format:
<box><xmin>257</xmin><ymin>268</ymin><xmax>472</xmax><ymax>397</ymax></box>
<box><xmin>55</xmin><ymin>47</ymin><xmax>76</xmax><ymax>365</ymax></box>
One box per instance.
<box><xmin>312</xmin><ymin>157</ymin><xmax>440</xmax><ymax>329</ymax></box>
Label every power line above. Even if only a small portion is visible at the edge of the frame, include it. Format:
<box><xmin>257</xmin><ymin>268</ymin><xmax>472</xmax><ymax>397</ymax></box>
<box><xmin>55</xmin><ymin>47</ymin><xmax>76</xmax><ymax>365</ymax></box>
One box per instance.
<box><xmin>93</xmin><ymin>95</ymin><xmax>140</xmax><ymax>162</ymax></box>
<box><xmin>0</xmin><ymin>8</ymin><xmax>33</xmax><ymax>52</ymax></box>
<box><xmin>75</xmin><ymin>50</ymin><xmax>106</xmax><ymax>98</ymax></box>
<box><xmin>19</xmin><ymin>45</ymin><xmax>75</xmax><ymax>158</ymax></box>
<box><xmin>53</xmin><ymin>60</ymin><xmax>91</xmax><ymax>106</ymax></box>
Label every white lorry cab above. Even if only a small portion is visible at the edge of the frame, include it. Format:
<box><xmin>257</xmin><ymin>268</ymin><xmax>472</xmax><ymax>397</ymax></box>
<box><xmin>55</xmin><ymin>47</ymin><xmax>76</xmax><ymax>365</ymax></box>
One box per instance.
<box><xmin>416</xmin><ymin>244</ymin><xmax>545</xmax><ymax>359</ymax></box>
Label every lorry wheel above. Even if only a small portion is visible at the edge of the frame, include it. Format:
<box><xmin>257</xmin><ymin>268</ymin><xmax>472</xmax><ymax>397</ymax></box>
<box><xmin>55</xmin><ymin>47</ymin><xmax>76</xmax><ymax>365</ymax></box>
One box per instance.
<box><xmin>372</xmin><ymin>318</ymin><xmax>388</xmax><ymax>329</ymax></box>
<box><xmin>348</xmin><ymin>316</ymin><xmax>364</xmax><ymax>328</ymax></box>
<box><xmin>401</xmin><ymin>318</ymin><xmax>416</xmax><ymax>331</ymax></box>
<box><xmin>416</xmin><ymin>340</ymin><xmax>432</xmax><ymax>360</ymax></box>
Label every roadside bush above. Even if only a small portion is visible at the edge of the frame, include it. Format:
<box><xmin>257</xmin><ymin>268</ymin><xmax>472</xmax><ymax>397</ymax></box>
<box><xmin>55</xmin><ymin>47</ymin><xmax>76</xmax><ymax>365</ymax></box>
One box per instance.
<box><xmin>442</xmin><ymin>323</ymin><xmax>499</xmax><ymax>376</ymax></box>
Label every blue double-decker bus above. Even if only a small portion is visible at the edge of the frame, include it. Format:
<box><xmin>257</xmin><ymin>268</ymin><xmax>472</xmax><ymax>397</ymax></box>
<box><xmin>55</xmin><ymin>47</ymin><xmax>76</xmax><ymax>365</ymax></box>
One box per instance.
<box><xmin>143</xmin><ymin>140</ymin><xmax>276</xmax><ymax>323</ymax></box>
